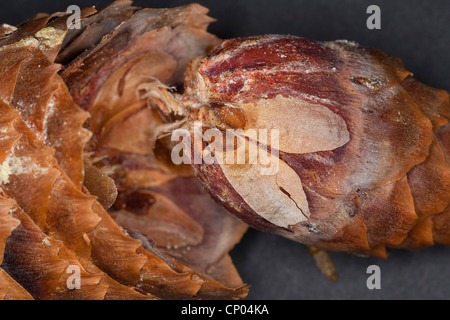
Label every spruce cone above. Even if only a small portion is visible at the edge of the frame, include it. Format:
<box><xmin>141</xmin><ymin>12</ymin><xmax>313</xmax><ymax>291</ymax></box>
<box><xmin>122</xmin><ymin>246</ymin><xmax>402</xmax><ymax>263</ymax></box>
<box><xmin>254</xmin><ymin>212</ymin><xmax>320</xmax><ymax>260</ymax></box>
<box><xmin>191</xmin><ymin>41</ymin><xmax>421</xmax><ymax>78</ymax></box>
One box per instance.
<box><xmin>184</xmin><ymin>36</ymin><xmax>450</xmax><ymax>258</ymax></box>
<box><xmin>0</xmin><ymin>1</ymin><xmax>248</xmax><ymax>299</ymax></box>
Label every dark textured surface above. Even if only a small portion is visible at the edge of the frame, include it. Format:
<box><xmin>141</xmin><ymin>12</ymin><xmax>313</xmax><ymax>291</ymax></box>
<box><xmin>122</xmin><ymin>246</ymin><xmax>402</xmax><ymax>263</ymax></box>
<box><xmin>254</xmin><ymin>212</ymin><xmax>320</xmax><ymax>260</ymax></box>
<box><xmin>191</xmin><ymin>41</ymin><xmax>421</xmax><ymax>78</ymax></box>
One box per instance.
<box><xmin>2</xmin><ymin>0</ymin><xmax>449</xmax><ymax>300</ymax></box>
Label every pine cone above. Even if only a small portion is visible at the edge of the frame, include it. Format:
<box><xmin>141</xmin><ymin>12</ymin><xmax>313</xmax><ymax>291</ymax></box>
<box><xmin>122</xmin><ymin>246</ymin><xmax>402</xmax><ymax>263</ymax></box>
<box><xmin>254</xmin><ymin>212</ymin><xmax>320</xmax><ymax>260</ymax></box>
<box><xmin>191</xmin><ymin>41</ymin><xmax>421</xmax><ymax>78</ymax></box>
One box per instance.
<box><xmin>0</xmin><ymin>1</ymin><xmax>248</xmax><ymax>300</ymax></box>
<box><xmin>183</xmin><ymin>35</ymin><xmax>450</xmax><ymax>258</ymax></box>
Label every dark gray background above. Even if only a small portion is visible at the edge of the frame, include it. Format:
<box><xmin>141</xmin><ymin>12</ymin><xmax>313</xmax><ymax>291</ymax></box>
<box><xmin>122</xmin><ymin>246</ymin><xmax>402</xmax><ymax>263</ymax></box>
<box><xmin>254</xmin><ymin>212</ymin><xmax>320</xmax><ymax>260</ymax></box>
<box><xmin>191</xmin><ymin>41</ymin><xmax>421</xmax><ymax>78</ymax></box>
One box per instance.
<box><xmin>2</xmin><ymin>0</ymin><xmax>449</xmax><ymax>300</ymax></box>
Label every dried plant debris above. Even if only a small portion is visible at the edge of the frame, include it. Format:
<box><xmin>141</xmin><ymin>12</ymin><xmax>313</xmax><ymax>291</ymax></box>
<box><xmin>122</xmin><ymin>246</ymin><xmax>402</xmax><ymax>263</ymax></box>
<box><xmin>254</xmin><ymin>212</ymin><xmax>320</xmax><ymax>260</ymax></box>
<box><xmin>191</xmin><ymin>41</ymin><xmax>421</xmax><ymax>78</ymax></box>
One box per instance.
<box><xmin>57</xmin><ymin>0</ymin><xmax>247</xmax><ymax>292</ymax></box>
<box><xmin>0</xmin><ymin>1</ymin><xmax>248</xmax><ymax>300</ymax></box>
